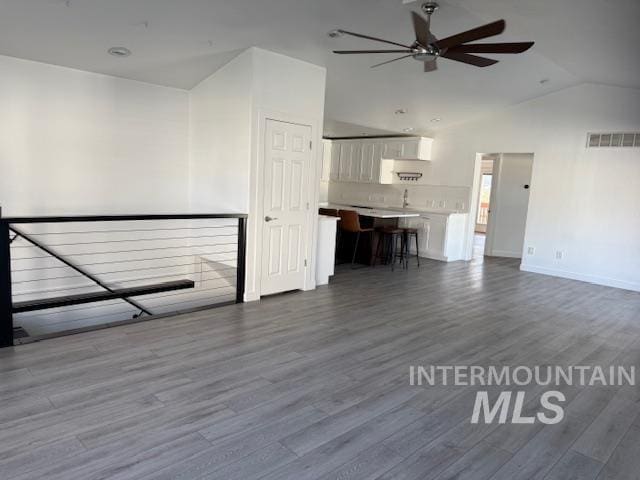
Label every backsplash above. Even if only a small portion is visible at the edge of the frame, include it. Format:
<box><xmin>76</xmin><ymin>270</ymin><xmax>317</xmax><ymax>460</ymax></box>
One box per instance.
<box><xmin>328</xmin><ymin>182</ymin><xmax>471</xmax><ymax>213</ymax></box>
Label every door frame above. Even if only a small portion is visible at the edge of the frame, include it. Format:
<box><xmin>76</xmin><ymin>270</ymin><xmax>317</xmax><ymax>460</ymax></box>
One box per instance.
<box><xmin>465</xmin><ymin>153</ymin><xmax>488</xmax><ymax>260</ymax></box>
<box><xmin>484</xmin><ymin>154</ymin><xmax>502</xmax><ymax>256</ymax></box>
<box><xmin>466</xmin><ymin>152</ymin><xmax>534</xmax><ymax>261</ymax></box>
<box><xmin>474</xmin><ymin>158</ymin><xmax>496</xmax><ymax>234</ymax></box>
<box><xmin>245</xmin><ymin>109</ymin><xmax>322</xmax><ymax>301</ymax></box>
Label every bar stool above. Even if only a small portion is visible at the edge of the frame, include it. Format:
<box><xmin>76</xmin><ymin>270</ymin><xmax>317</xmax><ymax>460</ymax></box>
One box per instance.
<box><xmin>338</xmin><ymin>210</ymin><xmax>374</xmax><ymax>268</ymax></box>
<box><xmin>403</xmin><ymin>227</ymin><xmax>420</xmax><ymax>268</ymax></box>
<box><xmin>374</xmin><ymin>226</ymin><xmax>406</xmax><ymax>271</ymax></box>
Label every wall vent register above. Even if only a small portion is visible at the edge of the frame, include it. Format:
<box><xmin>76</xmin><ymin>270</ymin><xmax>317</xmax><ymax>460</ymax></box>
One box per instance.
<box><xmin>587</xmin><ymin>132</ymin><xmax>640</xmax><ymax>148</ymax></box>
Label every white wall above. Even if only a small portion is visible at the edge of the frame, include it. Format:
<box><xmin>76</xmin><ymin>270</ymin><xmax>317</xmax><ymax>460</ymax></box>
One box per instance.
<box><xmin>432</xmin><ymin>83</ymin><xmax>640</xmax><ymax>291</ymax></box>
<box><xmin>189</xmin><ymin>47</ymin><xmax>326</xmax><ymax>301</ymax></box>
<box><xmin>0</xmin><ymin>55</ymin><xmax>190</xmax><ymax>216</ymax></box>
<box><xmin>189</xmin><ymin>50</ymin><xmax>254</xmax><ymax>213</ymax></box>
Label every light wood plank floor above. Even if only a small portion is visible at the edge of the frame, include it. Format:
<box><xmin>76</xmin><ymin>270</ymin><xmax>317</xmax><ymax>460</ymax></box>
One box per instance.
<box><xmin>1</xmin><ymin>257</ymin><xmax>639</xmax><ymax>479</ymax></box>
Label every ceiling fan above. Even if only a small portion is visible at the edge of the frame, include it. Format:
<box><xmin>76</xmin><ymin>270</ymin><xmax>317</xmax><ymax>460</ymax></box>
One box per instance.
<box><xmin>330</xmin><ymin>2</ymin><xmax>534</xmax><ymax>71</ymax></box>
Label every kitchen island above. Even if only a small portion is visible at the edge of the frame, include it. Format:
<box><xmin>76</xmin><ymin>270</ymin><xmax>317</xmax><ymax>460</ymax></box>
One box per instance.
<box><xmin>324</xmin><ymin>203</ymin><xmax>468</xmax><ymax>262</ymax></box>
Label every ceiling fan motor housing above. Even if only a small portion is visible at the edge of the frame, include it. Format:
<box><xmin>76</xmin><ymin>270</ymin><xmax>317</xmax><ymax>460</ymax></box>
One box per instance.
<box><xmin>421</xmin><ymin>2</ymin><xmax>439</xmax><ymax>16</ymax></box>
<box><xmin>412</xmin><ymin>44</ymin><xmax>440</xmax><ymax>62</ymax></box>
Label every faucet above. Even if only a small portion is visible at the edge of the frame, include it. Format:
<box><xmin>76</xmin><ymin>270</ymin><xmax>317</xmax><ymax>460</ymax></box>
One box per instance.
<box><xmin>402</xmin><ymin>189</ymin><xmax>410</xmax><ymax>208</ymax></box>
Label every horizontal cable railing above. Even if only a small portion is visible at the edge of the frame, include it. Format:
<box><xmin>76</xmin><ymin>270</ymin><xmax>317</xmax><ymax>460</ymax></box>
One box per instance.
<box><xmin>0</xmin><ymin>214</ymin><xmax>247</xmax><ymax>347</ymax></box>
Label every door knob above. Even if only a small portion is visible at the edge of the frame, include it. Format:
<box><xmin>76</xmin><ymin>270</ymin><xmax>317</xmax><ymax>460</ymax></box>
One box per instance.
<box><xmin>265</xmin><ymin>216</ymin><xmax>278</xmax><ymax>222</ymax></box>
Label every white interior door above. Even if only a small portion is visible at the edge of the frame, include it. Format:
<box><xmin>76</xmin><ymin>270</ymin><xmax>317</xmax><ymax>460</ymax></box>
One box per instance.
<box><xmin>261</xmin><ymin>119</ymin><xmax>312</xmax><ymax>295</ymax></box>
<box><xmin>485</xmin><ymin>153</ymin><xmax>534</xmax><ymax>258</ymax></box>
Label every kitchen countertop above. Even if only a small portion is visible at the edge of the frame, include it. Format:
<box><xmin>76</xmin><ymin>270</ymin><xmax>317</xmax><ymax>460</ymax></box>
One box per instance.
<box><xmin>318</xmin><ymin>214</ymin><xmax>340</xmax><ymax>221</ymax></box>
<box><xmin>323</xmin><ymin>203</ymin><xmax>420</xmax><ymax>219</ymax></box>
<box><xmin>323</xmin><ymin>203</ymin><xmax>467</xmax><ymax>217</ymax></box>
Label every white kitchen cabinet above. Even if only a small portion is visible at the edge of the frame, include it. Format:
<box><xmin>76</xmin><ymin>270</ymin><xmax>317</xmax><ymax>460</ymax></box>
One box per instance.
<box><xmin>321</xmin><ymin>139</ymin><xmax>332</xmax><ymax>182</ymax></box>
<box><xmin>359</xmin><ymin>141</ymin><xmax>382</xmax><ymax>183</ymax></box>
<box><xmin>382</xmin><ymin>137</ymin><xmax>432</xmax><ymax>161</ymax></box>
<box><xmin>316</xmin><ymin>215</ymin><xmax>340</xmax><ymax>285</ymax></box>
<box><xmin>336</xmin><ymin>140</ymin><xmax>368</xmax><ymax>183</ymax></box>
<box><xmin>401</xmin><ymin>213</ymin><xmax>467</xmax><ymax>262</ymax></box>
<box><xmin>350</xmin><ymin>141</ymin><xmax>362</xmax><ymax>182</ymax></box>
<box><xmin>382</xmin><ymin>140</ymin><xmax>405</xmax><ymax>159</ymax></box>
<box><xmin>330</xmin><ymin>139</ymin><xmax>387</xmax><ymax>184</ymax></box>
<box><xmin>359</xmin><ymin>141</ymin><xmax>373</xmax><ymax>183</ymax></box>
<box><xmin>338</xmin><ymin>141</ymin><xmax>352</xmax><ymax>181</ymax></box>
<box><xmin>329</xmin><ymin>141</ymin><xmax>340</xmax><ymax>181</ymax></box>
<box><xmin>328</xmin><ymin>136</ymin><xmax>432</xmax><ymax>184</ymax></box>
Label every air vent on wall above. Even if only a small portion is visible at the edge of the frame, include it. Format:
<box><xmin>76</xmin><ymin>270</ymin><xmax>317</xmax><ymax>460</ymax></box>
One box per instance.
<box><xmin>587</xmin><ymin>132</ymin><xmax>640</xmax><ymax>148</ymax></box>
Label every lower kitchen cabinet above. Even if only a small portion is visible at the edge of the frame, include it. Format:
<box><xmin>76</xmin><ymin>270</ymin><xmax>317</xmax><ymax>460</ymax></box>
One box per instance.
<box><xmin>401</xmin><ymin>213</ymin><xmax>467</xmax><ymax>262</ymax></box>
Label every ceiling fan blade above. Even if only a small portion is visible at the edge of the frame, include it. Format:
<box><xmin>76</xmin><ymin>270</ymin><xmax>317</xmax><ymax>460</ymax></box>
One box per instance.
<box><xmin>371</xmin><ymin>54</ymin><xmax>414</xmax><ymax>68</ymax></box>
<box><xmin>333</xmin><ymin>49</ymin><xmax>414</xmax><ymax>54</ymax></box>
<box><xmin>448</xmin><ymin>42</ymin><xmax>534</xmax><ymax>54</ymax></box>
<box><xmin>411</xmin><ymin>11</ymin><xmax>431</xmax><ymax>46</ymax></box>
<box><xmin>435</xmin><ymin>19</ymin><xmax>506</xmax><ymax>50</ymax></box>
<box><xmin>424</xmin><ymin>59</ymin><xmax>438</xmax><ymax>72</ymax></box>
<box><xmin>441</xmin><ymin>51</ymin><xmax>498</xmax><ymax>67</ymax></box>
<box><xmin>336</xmin><ymin>29</ymin><xmax>413</xmax><ymax>49</ymax></box>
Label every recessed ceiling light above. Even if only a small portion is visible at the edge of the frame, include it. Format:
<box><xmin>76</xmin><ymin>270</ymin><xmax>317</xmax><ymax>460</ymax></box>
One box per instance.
<box><xmin>327</xmin><ymin>29</ymin><xmax>343</xmax><ymax>38</ymax></box>
<box><xmin>403</xmin><ymin>127</ymin><xmax>414</xmax><ymax>132</ymax></box>
<box><xmin>108</xmin><ymin>47</ymin><xmax>132</xmax><ymax>58</ymax></box>
<box><xmin>395</xmin><ymin>108</ymin><xmax>408</xmax><ymax>115</ymax></box>
<box><xmin>430</xmin><ymin>117</ymin><xmax>441</xmax><ymax>122</ymax></box>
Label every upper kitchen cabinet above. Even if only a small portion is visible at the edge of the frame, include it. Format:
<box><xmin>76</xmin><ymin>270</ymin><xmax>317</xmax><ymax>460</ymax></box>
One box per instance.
<box><xmin>321</xmin><ymin>139</ymin><xmax>332</xmax><ymax>182</ymax></box>
<box><xmin>349</xmin><ymin>141</ymin><xmax>363</xmax><ymax>181</ymax></box>
<box><xmin>325</xmin><ymin>136</ymin><xmax>432</xmax><ymax>184</ymax></box>
<box><xmin>328</xmin><ymin>141</ymin><xmax>341</xmax><ymax>181</ymax></box>
<box><xmin>337</xmin><ymin>141</ymin><xmax>352</xmax><ymax>181</ymax></box>
<box><xmin>382</xmin><ymin>137</ymin><xmax>432</xmax><ymax>161</ymax></box>
<box><xmin>359</xmin><ymin>141</ymin><xmax>382</xmax><ymax>183</ymax></box>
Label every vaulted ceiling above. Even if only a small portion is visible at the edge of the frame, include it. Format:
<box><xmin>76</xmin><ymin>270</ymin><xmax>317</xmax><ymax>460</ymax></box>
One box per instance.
<box><xmin>1</xmin><ymin>0</ymin><xmax>638</xmax><ymax>135</ymax></box>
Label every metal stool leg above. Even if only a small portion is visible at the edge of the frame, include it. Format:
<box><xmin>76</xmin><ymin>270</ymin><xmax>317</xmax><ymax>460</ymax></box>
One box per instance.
<box><xmin>390</xmin><ymin>233</ymin><xmax>397</xmax><ymax>271</ymax></box>
<box><xmin>395</xmin><ymin>233</ymin><xmax>406</xmax><ymax>270</ymax></box>
<box><xmin>351</xmin><ymin>231</ymin><xmax>360</xmax><ymax>269</ymax></box>
<box><xmin>414</xmin><ymin>232</ymin><xmax>420</xmax><ymax>267</ymax></box>
<box><xmin>384</xmin><ymin>234</ymin><xmax>392</xmax><ymax>265</ymax></box>
<box><xmin>373</xmin><ymin>232</ymin><xmax>386</xmax><ymax>267</ymax></box>
<box><xmin>402</xmin><ymin>231</ymin><xmax>409</xmax><ymax>269</ymax></box>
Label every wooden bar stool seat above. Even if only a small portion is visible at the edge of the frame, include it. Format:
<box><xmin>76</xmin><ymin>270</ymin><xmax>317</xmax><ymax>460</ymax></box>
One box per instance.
<box><xmin>338</xmin><ymin>210</ymin><xmax>373</xmax><ymax>268</ymax></box>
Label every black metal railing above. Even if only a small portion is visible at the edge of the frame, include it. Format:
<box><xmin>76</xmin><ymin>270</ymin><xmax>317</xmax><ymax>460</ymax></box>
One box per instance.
<box><xmin>0</xmin><ymin>213</ymin><xmax>247</xmax><ymax>347</ymax></box>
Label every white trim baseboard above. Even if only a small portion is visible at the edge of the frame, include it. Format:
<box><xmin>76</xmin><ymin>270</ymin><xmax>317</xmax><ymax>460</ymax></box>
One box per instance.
<box><xmin>421</xmin><ymin>250</ymin><xmax>449</xmax><ymax>262</ymax></box>
<box><xmin>488</xmin><ymin>250</ymin><xmax>522</xmax><ymax>259</ymax></box>
<box><xmin>520</xmin><ymin>264</ymin><xmax>640</xmax><ymax>293</ymax></box>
